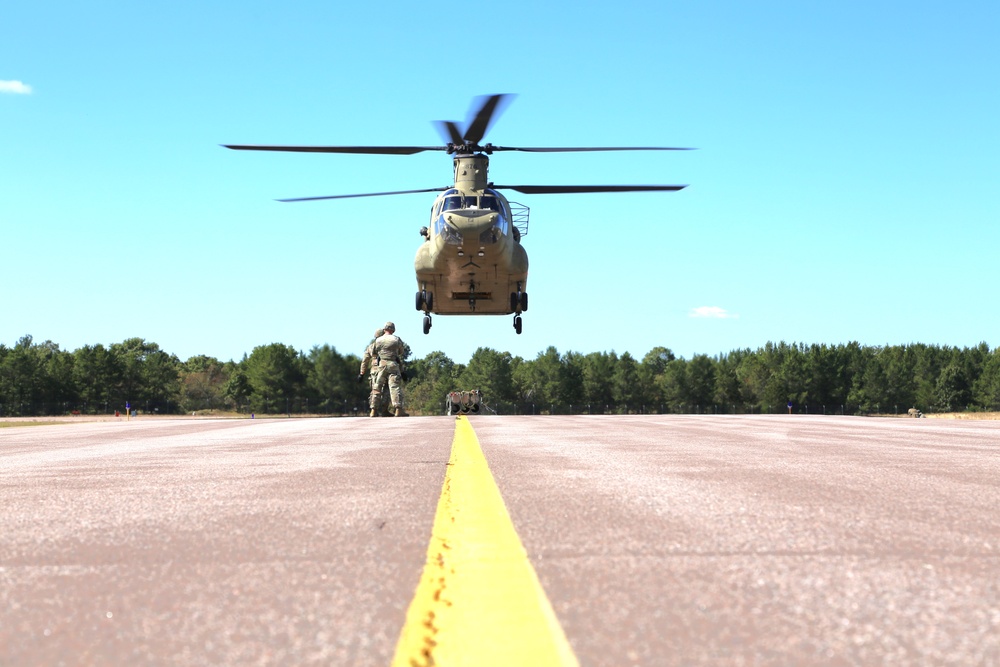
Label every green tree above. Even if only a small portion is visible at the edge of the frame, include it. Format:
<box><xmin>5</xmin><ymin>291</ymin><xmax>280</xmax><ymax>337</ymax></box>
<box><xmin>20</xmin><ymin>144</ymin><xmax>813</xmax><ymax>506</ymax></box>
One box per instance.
<box><xmin>912</xmin><ymin>344</ymin><xmax>945</xmax><ymax>411</ymax></box>
<box><xmin>934</xmin><ymin>346</ymin><xmax>978</xmax><ymax>412</ymax></box>
<box><xmin>179</xmin><ymin>355</ymin><xmax>230</xmax><ymax>413</ymax></box>
<box><xmin>72</xmin><ymin>343</ymin><xmax>119</xmax><ymax>413</ymax></box>
<box><xmin>687</xmin><ymin>354</ymin><xmax>717</xmax><ymax>413</ymax></box>
<box><xmin>458</xmin><ymin>347</ymin><xmax>515</xmax><ymax>407</ymax></box>
<box><xmin>515</xmin><ymin>346</ymin><xmax>584</xmax><ymax>412</ymax></box>
<box><xmin>304</xmin><ymin>344</ymin><xmax>356</xmax><ymax>413</ymax></box>
<box><xmin>109</xmin><ymin>338</ymin><xmax>180</xmax><ymax>412</ymax></box>
<box><xmin>735</xmin><ymin>351</ymin><xmax>769</xmax><ymax>411</ymax></box>
<box><xmin>880</xmin><ymin>346</ymin><xmax>917</xmax><ymax>414</ymax></box>
<box><xmin>0</xmin><ymin>336</ymin><xmax>77</xmax><ymax>415</ymax></box>
<box><xmin>803</xmin><ymin>344</ymin><xmax>847</xmax><ymax>414</ymax></box>
<box><xmin>581</xmin><ymin>351</ymin><xmax>616</xmax><ymax>413</ymax></box>
<box><xmin>223</xmin><ymin>366</ymin><xmax>252</xmax><ymax>413</ymax></box>
<box><xmin>0</xmin><ymin>343</ymin><xmax>8</xmax><ymax>414</ymax></box>
<box><xmin>0</xmin><ymin>336</ymin><xmax>42</xmax><ymax>415</ymax></box>
<box><xmin>143</xmin><ymin>348</ymin><xmax>181</xmax><ymax>413</ymax></box>
<box><xmin>640</xmin><ymin>346</ymin><xmax>675</xmax><ymax>409</ymax></box>
<box><xmin>779</xmin><ymin>343</ymin><xmax>809</xmax><ymax>410</ymax></box>
<box><xmin>2</xmin><ymin>336</ymin><xmax>994</xmax><ymax>418</ymax></box>
<box><xmin>713</xmin><ymin>350</ymin><xmax>746</xmax><ymax>412</ymax></box>
<box><xmin>559</xmin><ymin>351</ymin><xmax>586</xmax><ymax>412</ymax></box>
<box><xmin>660</xmin><ymin>358</ymin><xmax>688</xmax><ymax>412</ymax></box>
<box><xmin>38</xmin><ymin>340</ymin><xmax>76</xmax><ymax>413</ymax></box>
<box><xmin>753</xmin><ymin>341</ymin><xmax>806</xmax><ymax>412</ymax></box>
<box><xmin>514</xmin><ymin>347</ymin><xmax>564</xmax><ymax>412</ymax></box>
<box><xmin>405</xmin><ymin>351</ymin><xmax>461</xmax><ymax>415</ymax></box>
<box><xmin>611</xmin><ymin>351</ymin><xmax>641</xmax><ymax>413</ymax></box>
<box><xmin>972</xmin><ymin>347</ymin><xmax>1000</xmax><ymax>411</ymax></box>
<box><xmin>244</xmin><ymin>343</ymin><xmax>303</xmax><ymax>414</ymax></box>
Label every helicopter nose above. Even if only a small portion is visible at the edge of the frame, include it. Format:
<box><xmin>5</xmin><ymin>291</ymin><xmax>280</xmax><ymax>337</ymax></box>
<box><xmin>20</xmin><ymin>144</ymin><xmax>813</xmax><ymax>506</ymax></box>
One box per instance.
<box><xmin>444</xmin><ymin>210</ymin><xmax>498</xmax><ymax>234</ymax></box>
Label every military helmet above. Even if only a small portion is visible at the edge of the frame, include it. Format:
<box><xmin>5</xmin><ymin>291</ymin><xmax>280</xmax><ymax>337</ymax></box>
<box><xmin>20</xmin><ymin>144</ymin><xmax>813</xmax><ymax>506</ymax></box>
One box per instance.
<box><xmin>383</xmin><ymin>321</ymin><xmax>395</xmax><ymax>332</ymax></box>
<box><xmin>374</xmin><ymin>328</ymin><xmax>384</xmax><ymax>338</ymax></box>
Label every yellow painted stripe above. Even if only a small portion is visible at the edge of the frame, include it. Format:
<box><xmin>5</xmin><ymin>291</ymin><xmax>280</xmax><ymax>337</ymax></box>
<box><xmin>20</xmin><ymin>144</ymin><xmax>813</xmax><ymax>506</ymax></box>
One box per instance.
<box><xmin>392</xmin><ymin>416</ymin><xmax>579</xmax><ymax>667</ymax></box>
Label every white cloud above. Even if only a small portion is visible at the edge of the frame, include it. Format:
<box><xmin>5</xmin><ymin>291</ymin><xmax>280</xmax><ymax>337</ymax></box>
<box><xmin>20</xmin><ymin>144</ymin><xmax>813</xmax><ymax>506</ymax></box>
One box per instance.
<box><xmin>0</xmin><ymin>80</ymin><xmax>33</xmax><ymax>94</ymax></box>
<box><xmin>689</xmin><ymin>306</ymin><xmax>739</xmax><ymax>319</ymax></box>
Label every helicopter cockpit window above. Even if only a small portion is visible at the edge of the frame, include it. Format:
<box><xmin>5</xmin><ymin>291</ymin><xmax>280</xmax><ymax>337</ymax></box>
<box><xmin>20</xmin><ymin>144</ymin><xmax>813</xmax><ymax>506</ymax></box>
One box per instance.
<box><xmin>436</xmin><ymin>189</ymin><xmax>464</xmax><ymax>213</ymax></box>
<box><xmin>438</xmin><ymin>221</ymin><xmax>463</xmax><ymax>245</ymax></box>
<box><xmin>433</xmin><ymin>190</ymin><xmax>465</xmax><ymax>244</ymax></box>
<box><xmin>481</xmin><ymin>191</ymin><xmax>509</xmax><ymax>237</ymax></box>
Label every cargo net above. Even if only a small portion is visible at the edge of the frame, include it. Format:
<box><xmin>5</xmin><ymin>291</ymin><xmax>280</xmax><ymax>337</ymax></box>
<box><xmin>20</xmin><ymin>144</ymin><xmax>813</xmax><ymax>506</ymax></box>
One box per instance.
<box><xmin>446</xmin><ymin>389</ymin><xmax>494</xmax><ymax>415</ymax></box>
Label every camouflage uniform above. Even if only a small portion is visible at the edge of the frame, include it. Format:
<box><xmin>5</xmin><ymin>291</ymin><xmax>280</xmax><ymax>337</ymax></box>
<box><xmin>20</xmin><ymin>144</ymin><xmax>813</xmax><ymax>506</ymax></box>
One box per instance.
<box><xmin>371</xmin><ymin>321</ymin><xmax>407</xmax><ymax>416</ymax></box>
<box><xmin>359</xmin><ymin>328</ymin><xmax>390</xmax><ymax>415</ymax></box>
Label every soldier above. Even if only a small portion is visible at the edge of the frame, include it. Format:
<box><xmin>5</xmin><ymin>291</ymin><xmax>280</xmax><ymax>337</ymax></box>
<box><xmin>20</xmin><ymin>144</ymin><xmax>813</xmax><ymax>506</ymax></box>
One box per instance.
<box><xmin>358</xmin><ymin>328</ymin><xmax>391</xmax><ymax>416</ymax></box>
<box><xmin>371</xmin><ymin>321</ymin><xmax>409</xmax><ymax>417</ymax></box>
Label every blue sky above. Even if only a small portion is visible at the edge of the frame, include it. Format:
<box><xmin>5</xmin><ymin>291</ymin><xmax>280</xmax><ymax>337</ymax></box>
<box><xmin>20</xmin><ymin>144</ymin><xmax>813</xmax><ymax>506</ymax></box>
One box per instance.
<box><xmin>3</xmin><ymin>1</ymin><xmax>998</xmax><ymax>365</ymax></box>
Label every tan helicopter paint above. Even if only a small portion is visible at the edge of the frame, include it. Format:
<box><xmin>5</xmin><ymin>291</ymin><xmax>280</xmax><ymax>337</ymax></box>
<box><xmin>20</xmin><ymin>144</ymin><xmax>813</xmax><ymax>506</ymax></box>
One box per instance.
<box><xmin>415</xmin><ymin>155</ymin><xmax>528</xmax><ymax>316</ymax></box>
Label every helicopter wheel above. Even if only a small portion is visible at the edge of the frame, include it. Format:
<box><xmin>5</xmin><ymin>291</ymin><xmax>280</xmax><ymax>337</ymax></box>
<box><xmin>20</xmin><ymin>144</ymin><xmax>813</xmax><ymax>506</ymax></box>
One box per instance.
<box><xmin>511</xmin><ymin>287</ymin><xmax>528</xmax><ymax>313</ymax></box>
<box><xmin>416</xmin><ymin>289</ymin><xmax>434</xmax><ymax>312</ymax></box>
<box><xmin>423</xmin><ymin>315</ymin><xmax>432</xmax><ymax>335</ymax></box>
<box><xmin>513</xmin><ymin>315</ymin><xmax>522</xmax><ymax>335</ymax></box>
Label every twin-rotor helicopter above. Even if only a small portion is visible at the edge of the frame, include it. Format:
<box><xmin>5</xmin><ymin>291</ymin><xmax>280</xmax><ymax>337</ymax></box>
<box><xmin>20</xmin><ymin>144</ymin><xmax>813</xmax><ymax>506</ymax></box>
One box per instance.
<box><xmin>224</xmin><ymin>94</ymin><xmax>690</xmax><ymax>334</ymax></box>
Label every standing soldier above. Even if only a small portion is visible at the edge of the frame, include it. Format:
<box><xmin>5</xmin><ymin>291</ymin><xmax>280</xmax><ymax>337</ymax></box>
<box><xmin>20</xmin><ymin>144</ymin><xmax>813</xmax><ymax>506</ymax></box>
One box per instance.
<box><xmin>371</xmin><ymin>321</ymin><xmax>408</xmax><ymax>417</ymax></box>
<box><xmin>358</xmin><ymin>328</ymin><xmax>390</xmax><ymax>415</ymax></box>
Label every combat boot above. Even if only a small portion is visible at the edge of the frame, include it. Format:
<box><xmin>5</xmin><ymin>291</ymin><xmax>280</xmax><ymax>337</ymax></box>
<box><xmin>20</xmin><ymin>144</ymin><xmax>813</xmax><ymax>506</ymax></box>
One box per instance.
<box><xmin>394</xmin><ymin>406</ymin><xmax>410</xmax><ymax>417</ymax></box>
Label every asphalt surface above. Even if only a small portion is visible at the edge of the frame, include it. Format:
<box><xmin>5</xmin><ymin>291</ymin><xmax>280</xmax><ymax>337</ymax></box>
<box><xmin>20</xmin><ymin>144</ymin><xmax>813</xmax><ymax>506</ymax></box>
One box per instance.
<box><xmin>2</xmin><ymin>415</ymin><xmax>998</xmax><ymax>666</ymax></box>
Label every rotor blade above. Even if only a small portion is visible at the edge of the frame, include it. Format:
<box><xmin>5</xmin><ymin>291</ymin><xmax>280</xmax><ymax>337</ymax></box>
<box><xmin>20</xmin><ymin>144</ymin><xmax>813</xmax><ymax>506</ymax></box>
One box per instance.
<box><xmin>463</xmin><ymin>94</ymin><xmax>515</xmax><ymax>144</ymax></box>
<box><xmin>277</xmin><ymin>187</ymin><xmax>451</xmax><ymax>202</ymax></box>
<box><xmin>434</xmin><ymin>120</ymin><xmax>464</xmax><ymax>145</ymax></box>
<box><xmin>488</xmin><ymin>146</ymin><xmax>696</xmax><ymax>152</ymax></box>
<box><xmin>223</xmin><ymin>144</ymin><xmax>445</xmax><ymax>155</ymax></box>
<box><xmin>493</xmin><ymin>185</ymin><xmax>688</xmax><ymax>194</ymax></box>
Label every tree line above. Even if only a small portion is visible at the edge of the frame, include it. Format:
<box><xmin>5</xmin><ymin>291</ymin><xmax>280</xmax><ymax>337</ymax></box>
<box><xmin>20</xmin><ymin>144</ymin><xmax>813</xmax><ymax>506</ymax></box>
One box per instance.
<box><xmin>2</xmin><ymin>335</ymin><xmax>998</xmax><ymax>417</ymax></box>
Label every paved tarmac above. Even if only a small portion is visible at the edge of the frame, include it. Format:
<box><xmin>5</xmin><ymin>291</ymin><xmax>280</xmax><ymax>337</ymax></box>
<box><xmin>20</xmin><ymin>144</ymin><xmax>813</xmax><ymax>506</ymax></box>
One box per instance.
<box><xmin>2</xmin><ymin>415</ymin><xmax>998</xmax><ymax>666</ymax></box>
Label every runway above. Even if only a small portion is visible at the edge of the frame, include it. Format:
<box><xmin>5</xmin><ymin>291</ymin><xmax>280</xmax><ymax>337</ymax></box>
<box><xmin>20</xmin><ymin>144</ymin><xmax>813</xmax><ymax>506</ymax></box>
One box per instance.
<box><xmin>2</xmin><ymin>415</ymin><xmax>998</xmax><ymax>666</ymax></box>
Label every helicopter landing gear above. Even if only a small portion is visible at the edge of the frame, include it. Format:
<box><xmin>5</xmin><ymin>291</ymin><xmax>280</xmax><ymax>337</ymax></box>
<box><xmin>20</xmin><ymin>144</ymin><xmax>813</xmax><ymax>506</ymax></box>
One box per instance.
<box><xmin>510</xmin><ymin>282</ymin><xmax>526</xmax><ymax>334</ymax></box>
<box><xmin>509</xmin><ymin>283</ymin><xmax>528</xmax><ymax>313</ymax></box>
<box><xmin>415</xmin><ymin>289</ymin><xmax>433</xmax><ymax>312</ymax></box>
<box><xmin>418</xmin><ymin>284</ymin><xmax>433</xmax><ymax>334</ymax></box>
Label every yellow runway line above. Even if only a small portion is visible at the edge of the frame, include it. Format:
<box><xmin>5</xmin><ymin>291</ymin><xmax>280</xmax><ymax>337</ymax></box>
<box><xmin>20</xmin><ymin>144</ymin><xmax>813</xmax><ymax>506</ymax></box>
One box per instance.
<box><xmin>392</xmin><ymin>416</ymin><xmax>579</xmax><ymax>667</ymax></box>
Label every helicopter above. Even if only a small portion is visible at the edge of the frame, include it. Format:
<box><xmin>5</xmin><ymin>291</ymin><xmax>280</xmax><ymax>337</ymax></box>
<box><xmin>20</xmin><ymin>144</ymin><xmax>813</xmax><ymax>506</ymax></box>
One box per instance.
<box><xmin>224</xmin><ymin>95</ymin><xmax>690</xmax><ymax>334</ymax></box>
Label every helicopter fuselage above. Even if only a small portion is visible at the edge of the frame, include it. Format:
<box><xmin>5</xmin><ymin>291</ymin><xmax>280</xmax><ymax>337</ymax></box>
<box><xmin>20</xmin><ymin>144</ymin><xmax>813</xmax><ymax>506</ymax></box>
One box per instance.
<box><xmin>415</xmin><ymin>154</ymin><xmax>528</xmax><ymax>316</ymax></box>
